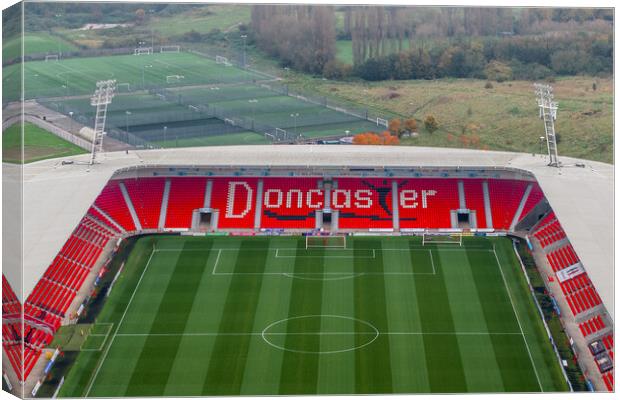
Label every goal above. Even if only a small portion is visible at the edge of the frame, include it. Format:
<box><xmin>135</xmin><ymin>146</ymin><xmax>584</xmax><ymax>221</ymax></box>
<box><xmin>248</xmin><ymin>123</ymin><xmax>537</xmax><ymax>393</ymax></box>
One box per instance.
<box><xmin>215</xmin><ymin>55</ymin><xmax>232</xmax><ymax>66</ymax></box>
<box><xmin>134</xmin><ymin>47</ymin><xmax>153</xmax><ymax>55</ymax></box>
<box><xmin>422</xmin><ymin>232</ymin><xmax>463</xmax><ymax>246</ymax></box>
<box><xmin>305</xmin><ymin>235</ymin><xmax>347</xmax><ymax>250</ymax></box>
<box><xmin>45</xmin><ymin>54</ymin><xmax>59</xmax><ymax>62</ymax></box>
<box><xmin>376</xmin><ymin>117</ymin><xmax>388</xmax><ymax>128</ymax></box>
<box><xmin>166</xmin><ymin>75</ymin><xmax>184</xmax><ymax>84</ymax></box>
<box><xmin>160</xmin><ymin>45</ymin><xmax>180</xmax><ymax>53</ymax></box>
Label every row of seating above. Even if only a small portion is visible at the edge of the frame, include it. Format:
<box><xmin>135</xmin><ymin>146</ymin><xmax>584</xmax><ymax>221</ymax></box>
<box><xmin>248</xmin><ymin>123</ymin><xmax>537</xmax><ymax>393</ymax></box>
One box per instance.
<box><xmin>602</xmin><ymin>371</ymin><xmax>614</xmax><ymax>392</ymax></box>
<box><xmin>578</xmin><ymin>315</ymin><xmax>606</xmax><ymax>338</ymax></box>
<box><xmin>93</xmin><ymin>177</ymin><xmax>543</xmax><ymax>231</ymax></box>
<box><xmin>565</xmin><ymin>286</ymin><xmax>602</xmax><ymax>316</ymax></box>
<box><xmin>546</xmin><ymin>244</ymin><xmax>579</xmax><ymax>272</ymax></box>
<box><xmin>2</xmin><ymin>277</ymin><xmax>23</xmax><ymax>380</ymax></box>
<box><xmin>534</xmin><ymin>220</ymin><xmax>566</xmax><ymax>248</ymax></box>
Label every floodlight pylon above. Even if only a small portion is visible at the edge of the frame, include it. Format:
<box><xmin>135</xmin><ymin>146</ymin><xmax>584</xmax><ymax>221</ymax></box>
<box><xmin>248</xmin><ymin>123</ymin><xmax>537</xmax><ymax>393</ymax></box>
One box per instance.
<box><xmin>534</xmin><ymin>83</ymin><xmax>560</xmax><ymax>167</ymax></box>
<box><xmin>89</xmin><ymin>79</ymin><xmax>116</xmax><ymax>165</ymax></box>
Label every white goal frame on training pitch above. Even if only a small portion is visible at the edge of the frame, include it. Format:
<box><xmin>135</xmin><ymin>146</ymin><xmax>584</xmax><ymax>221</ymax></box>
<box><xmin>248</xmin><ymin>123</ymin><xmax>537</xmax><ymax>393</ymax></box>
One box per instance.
<box><xmin>305</xmin><ymin>235</ymin><xmax>347</xmax><ymax>250</ymax></box>
<box><xmin>45</xmin><ymin>54</ymin><xmax>59</xmax><ymax>62</ymax></box>
<box><xmin>376</xmin><ymin>117</ymin><xmax>388</xmax><ymax>128</ymax></box>
<box><xmin>160</xmin><ymin>45</ymin><xmax>181</xmax><ymax>53</ymax></box>
<box><xmin>166</xmin><ymin>74</ymin><xmax>185</xmax><ymax>83</ymax></box>
<box><xmin>134</xmin><ymin>47</ymin><xmax>153</xmax><ymax>55</ymax></box>
<box><xmin>422</xmin><ymin>232</ymin><xmax>463</xmax><ymax>246</ymax></box>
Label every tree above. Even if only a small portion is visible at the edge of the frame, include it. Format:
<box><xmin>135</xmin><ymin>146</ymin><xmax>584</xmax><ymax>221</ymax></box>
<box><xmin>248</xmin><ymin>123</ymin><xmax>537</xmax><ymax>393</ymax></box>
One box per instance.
<box><xmin>388</xmin><ymin>119</ymin><xmax>402</xmax><ymax>136</ymax></box>
<box><xmin>424</xmin><ymin>115</ymin><xmax>438</xmax><ymax>133</ymax></box>
<box><xmin>135</xmin><ymin>8</ymin><xmax>146</xmax><ymax>25</ymax></box>
<box><xmin>352</xmin><ymin>131</ymin><xmax>399</xmax><ymax>145</ymax></box>
<box><xmin>403</xmin><ymin>118</ymin><xmax>417</xmax><ymax>135</ymax></box>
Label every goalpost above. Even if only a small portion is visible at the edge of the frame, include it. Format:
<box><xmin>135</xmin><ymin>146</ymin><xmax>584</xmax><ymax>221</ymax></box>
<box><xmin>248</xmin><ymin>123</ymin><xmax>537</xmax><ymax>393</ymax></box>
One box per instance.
<box><xmin>422</xmin><ymin>232</ymin><xmax>463</xmax><ymax>246</ymax></box>
<box><xmin>376</xmin><ymin>117</ymin><xmax>388</xmax><ymax>128</ymax></box>
<box><xmin>45</xmin><ymin>54</ymin><xmax>59</xmax><ymax>62</ymax></box>
<box><xmin>215</xmin><ymin>55</ymin><xmax>233</xmax><ymax>66</ymax></box>
<box><xmin>305</xmin><ymin>235</ymin><xmax>347</xmax><ymax>250</ymax></box>
<box><xmin>166</xmin><ymin>75</ymin><xmax>184</xmax><ymax>84</ymax></box>
<box><xmin>134</xmin><ymin>47</ymin><xmax>153</xmax><ymax>55</ymax></box>
<box><xmin>160</xmin><ymin>45</ymin><xmax>180</xmax><ymax>53</ymax></box>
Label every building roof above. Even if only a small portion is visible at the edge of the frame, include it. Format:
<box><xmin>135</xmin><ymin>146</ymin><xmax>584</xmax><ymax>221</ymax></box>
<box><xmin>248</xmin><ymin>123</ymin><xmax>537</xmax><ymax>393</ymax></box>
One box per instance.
<box><xmin>11</xmin><ymin>145</ymin><xmax>613</xmax><ymax>318</ymax></box>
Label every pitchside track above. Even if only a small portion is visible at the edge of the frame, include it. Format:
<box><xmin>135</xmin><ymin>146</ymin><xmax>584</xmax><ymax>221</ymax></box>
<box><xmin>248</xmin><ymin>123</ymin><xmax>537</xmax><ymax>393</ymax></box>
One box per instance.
<box><xmin>59</xmin><ymin>236</ymin><xmax>567</xmax><ymax>396</ymax></box>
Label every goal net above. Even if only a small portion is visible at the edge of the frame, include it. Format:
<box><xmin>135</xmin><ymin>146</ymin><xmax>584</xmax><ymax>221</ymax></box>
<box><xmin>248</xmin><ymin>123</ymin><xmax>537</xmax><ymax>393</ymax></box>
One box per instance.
<box><xmin>422</xmin><ymin>232</ymin><xmax>463</xmax><ymax>246</ymax></box>
<box><xmin>160</xmin><ymin>45</ymin><xmax>180</xmax><ymax>53</ymax></box>
<box><xmin>134</xmin><ymin>47</ymin><xmax>153</xmax><ymax>55</ymax></box>
<box><xmin>376</xmin><ymin>117</ymin><xmax>388</xmax><ymax>128</ymax></box>
<box><xmin>45</xmin><ymin>54</ymin><xmax>59</xmax><ymax>62</ymax></box>
<box><xmin>306</xmin><ymin>235</ymin><xmax>347</xmax><ymax>250</ymax></box>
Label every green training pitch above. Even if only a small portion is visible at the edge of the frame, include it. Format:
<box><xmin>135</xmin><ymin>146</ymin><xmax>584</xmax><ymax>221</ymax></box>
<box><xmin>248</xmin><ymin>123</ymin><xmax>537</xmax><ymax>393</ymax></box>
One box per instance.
<box><xmin>2</xmin><ymin>122</ymin><xmax>87</xmax><ymax>164</ymax></box>
<box><xmin>58</xmin><ymin>235</ymin><xmax>567</xmax><ymax>396</ymax></box>
<box><xmin>2</xmin><ymin>51</ymin><xmax>267</xmax><ymax>102</ymax></box>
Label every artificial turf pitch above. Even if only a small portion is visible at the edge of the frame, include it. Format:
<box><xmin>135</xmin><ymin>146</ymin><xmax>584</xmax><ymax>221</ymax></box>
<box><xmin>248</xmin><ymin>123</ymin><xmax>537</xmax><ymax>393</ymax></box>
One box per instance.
<box><xmin>59</xmin><ymin>235</ymin><xmax>567</xmax><ymax>396</ymax></box>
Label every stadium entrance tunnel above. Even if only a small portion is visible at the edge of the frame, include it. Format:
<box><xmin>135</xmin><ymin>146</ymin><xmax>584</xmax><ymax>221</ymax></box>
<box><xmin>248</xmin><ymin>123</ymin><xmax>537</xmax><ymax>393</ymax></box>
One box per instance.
<box><xmin>261</xmin><ymin>315</ymin><xmax>379</xmax><ymax>354</ymax></box>
<box><xmin>192</xmin><ymin>208</ymin><xmax>219</xmax><ymax>232</ymax></box>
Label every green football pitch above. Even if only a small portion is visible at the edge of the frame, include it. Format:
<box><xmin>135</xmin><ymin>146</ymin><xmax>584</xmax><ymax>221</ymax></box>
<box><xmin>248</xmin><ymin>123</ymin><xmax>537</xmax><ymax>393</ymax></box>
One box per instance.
<box><xmin>59</xmin><ymin>235</ymin><xmax>567</xmax><ymax>396</ymax></box>
<box><xmin>2</xmin><ymin>51</ymin><xmax>268</xmax><ymax>102</ymax></box>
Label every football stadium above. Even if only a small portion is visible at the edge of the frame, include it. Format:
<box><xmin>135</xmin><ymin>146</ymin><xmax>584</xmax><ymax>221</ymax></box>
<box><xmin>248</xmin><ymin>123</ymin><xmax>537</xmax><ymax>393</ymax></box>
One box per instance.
<box><xmin>2</xmin><ymin>144</ymin><xmax>614</xmax><ymax>396</ymax></box>
<box><xmin>1</xmin><ymin>3</ymin><xmax>615</xmax><ymax>398</ymax></box>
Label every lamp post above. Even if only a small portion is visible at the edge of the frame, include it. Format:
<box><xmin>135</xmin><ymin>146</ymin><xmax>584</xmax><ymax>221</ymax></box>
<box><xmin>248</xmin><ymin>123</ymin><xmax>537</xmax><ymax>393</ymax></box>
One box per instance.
<box><xmin>539</xmin><ymin>136</ymin><xmax>546</xmax><ymax>157</ymax></box>
<box><xmin>248</xmin><ymin>99</ymin><xmax>258</xmax><ymax>120</ymax></box>
<box><xmin>125</xmin><ymin>111</ymin><xmax>131</xmax><ymax>143</ymax></box>
<box><xmin>345</xmin><ymin>130</ymin><xmax>350</xmax><ymax>137</ymax></box>
<box><xmin>290</xmin><ymin>113</ymin><xmax>299</xmax><ymax>137</ymax></box>
<box><xmin>142</xmin><ymin>64</ymin><xmax>153</xmax><ymax>89</ymax></box>
<box><xmin>163</xmin><ymin>126</ymin><xmax>168</xmax><ymax>147</ymax></box>
<box><xmin>68</xmin><ymin>111</ymin><xmax>74</xmax><ymax>132</ymax></box>
<box><xmin>240</xmin><ymin>34</ymin><xmax>247</xmax><ymax>68</ymax></box>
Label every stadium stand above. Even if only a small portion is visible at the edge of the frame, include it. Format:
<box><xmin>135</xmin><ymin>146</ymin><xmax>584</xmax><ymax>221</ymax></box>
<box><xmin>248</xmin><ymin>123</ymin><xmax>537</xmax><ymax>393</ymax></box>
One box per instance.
<box><xmin>2</xmin><ymin>276</ymin><xmax>23</xmax><ymax>380</ymax></box>
<box><xmin>578</xmin><ymin>315</ymin><xmax>606</xmax><ymax>337</ymax></box>
<box><xmin>4</xmin><ymin>211</ymin><xmax>121</xmax><ymax>381</ymax></box>
<box><xmin>486</xmin><ymin>179</ymin><xmax>529</xmax><ymax>229</ymax></box>
<box><xmin>94</xmin><ymin>180</ymin><xmax>136</xmax><ymax>231</ymax></box>
<box><xmin>261</xmin><ymin>177</ymin><xmax>322</xmax><ymax>229</ymax></box>
<box><xmin>398</xmin><ymin>178</ymin><xmax>460</xmax><ymax>229</ymax></box>
<box><xmin>165</xmin><ymin>177</ymin><xmax>207</xmax><ymax>229</ymax></box>
<box><xmin>334</xmin><ymin>178</ymin><xmax>394</xmax><ymax>229</ymax></box>
<box><xmin>123</xmin><ymin>178</ymin><xmax>166</xmax><ymax>229</ymax></box>
<box><xmin>461</xmin><ymin>179</ymin><xmax>487</xmax><ymax>228</ymax></box>
<box><xmin>210</xmin><ymin>177</ymin><xmax>259</xmax><ymax>229</ymax></box>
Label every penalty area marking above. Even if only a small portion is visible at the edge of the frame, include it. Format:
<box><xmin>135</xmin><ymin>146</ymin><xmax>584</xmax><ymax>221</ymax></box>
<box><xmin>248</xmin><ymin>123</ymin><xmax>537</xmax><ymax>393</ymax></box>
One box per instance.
<box><xmin>210</xmin><ymin>249</ymin><xmax>436</xmax><ymax>277</ymax></box>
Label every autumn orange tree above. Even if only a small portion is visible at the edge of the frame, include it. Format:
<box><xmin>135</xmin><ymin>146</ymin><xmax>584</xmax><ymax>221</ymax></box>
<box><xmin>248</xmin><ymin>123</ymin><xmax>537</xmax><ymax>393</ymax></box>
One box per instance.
<box><xmin>353</xmin><ymin>131</ymin><xmax>399</xmax><ymax>145</ymax></box>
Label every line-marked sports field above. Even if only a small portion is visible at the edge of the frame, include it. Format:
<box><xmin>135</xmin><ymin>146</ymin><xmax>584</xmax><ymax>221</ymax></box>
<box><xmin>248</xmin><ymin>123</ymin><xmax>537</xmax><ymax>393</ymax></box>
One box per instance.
<box><xmin>58</xmin><ymin>235</ymin><xmax>567</xmax><ymax>397</ymax></box>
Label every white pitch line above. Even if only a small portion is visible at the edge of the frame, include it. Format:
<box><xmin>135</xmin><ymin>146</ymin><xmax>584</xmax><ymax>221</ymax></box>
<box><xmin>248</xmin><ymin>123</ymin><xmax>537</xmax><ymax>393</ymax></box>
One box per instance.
<box><xmin>84</xmin><ymin>249</ymin><xmax>156</xmax><ymax>397</ymax></box>
<box><xmin>492</xmin><ymin>245</ymin><xmax>544</xmax><ymax>392</ymax></box>
<box><xmin>211</xmin><ymin>249</ymin><xmax>222</xmax><ymax>275</ymax></box>
<box><xmin>428</xmin><ymin>249</ymin><xmax>436</xmax><ymax>275</ymax></box>
<box><xmin>114</xmin><ymin>331</ymin><xmax>523</xmax><ymax>337</ymax></box>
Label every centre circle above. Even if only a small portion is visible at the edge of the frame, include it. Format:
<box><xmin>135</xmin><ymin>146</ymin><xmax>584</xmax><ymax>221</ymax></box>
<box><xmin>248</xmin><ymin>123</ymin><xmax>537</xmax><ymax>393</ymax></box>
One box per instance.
<box><xmin>261</xmin><ymin>315</ymin><xmax>379</xmax><ymax>354</ymax></box>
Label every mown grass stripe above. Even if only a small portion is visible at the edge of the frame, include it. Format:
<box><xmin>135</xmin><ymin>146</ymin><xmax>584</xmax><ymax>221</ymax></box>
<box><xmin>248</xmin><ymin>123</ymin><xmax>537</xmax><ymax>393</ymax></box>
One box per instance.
<box><xmin>278</xmin><ymin>239</ymin><xmax>324</xmax><ymax>395</ymax></box>
<box><xmin>202</xmin><ymin>239</ymin><xmax>269</xmax><ymax>395</ymax></box>
<box><xmin>124</xmin><ymin>239</ymin><xmax>213</xmax><ymax>396</ymax></box>
<box><xmin>411</xmin><ymin>243</ymin><xmax>467</xmax><ymax>393</ymax></box>
<box><xmin>354</xmin><ymin>239</ymin><xmax>393</xmax><ymax>394</ymax></box>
